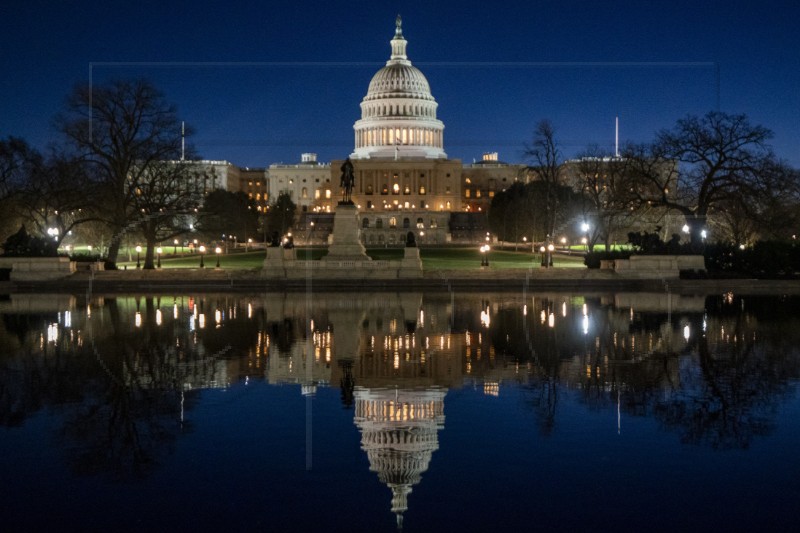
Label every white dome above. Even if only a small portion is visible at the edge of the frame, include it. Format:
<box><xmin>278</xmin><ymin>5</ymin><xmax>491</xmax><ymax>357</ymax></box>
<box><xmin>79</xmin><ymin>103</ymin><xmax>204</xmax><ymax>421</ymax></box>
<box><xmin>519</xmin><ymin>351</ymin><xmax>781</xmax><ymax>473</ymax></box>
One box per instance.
<box><xmin>352</xmin><ymin>16</ymin><xmax>446</xmax><ymax>160</ymax></box>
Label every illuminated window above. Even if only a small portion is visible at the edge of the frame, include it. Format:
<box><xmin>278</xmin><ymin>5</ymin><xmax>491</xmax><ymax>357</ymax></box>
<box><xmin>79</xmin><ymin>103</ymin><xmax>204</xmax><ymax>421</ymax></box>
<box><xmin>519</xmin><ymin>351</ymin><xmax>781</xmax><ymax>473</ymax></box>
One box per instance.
<box><xmin>446</xmin><ymin>201</ymin><xmax>451</xmax><ymax>209</ymax></box>
<box><xmin>325</xmin><ymin>189</ymin><xmax>331</xmax><ymax>199</ymax></box>
<box><xmin>419</xmin><ymin>185</ymin><xmax>426</xmax><ymax>194</ymax></box>
<box><xmin>315</xmin><ymin>190</ymin><xmax>321</xmax><ymax>199</ymax></box>
<box><xmin>389</xmin><ymin>217</ymin><xmax>397</xmax><ymax>228</ymax></box>
<box><xmin>404</xmin><ymin>185</ymin><xmax>411</xmax><ymax>195</ymax></box>
<box><xmin>393</xmin><ymin>183</ymin><xmax>400</xmax><ymax>195</ymax></box>
<box><xmin>381</xmin><ymin>184</ymin><xmax>389</xmax><ymax>195</ymax></box>
<box><xmin>255</xmin><ymin>193</ymin><xmax>261</xmax><ymax>200</ymax></box>
<box><xmin>476</xmin><ymin>189</ymin><xmax>482</xmax><ymax>198</ymax></box>
<box><xmin>488</xmin><ymin>191</ymin><xmax>495</xmax><ymax>198</ymax></box>
<box><xmin>430</xmin><ymin>219</ymin><xmax>437</xmax><ymax>228</ymax></box>
<box><xmin>301</xmin><ymin>187</ymin><xmax>308</xmax><ymax>199</ymax></box>
<box><xmin>416</xmin><ymin>218</ymin><xmax>424</xmax><ymax>228</ymax></box>
<box><xmin>446</xmin><ymin>186</ymin><xmax>451</xmax><ymax>194</ymax></box>
<box><xmin>465</xmin><ymin>189</ymin><xmax>471</xmax><ymax>198</ymax></box>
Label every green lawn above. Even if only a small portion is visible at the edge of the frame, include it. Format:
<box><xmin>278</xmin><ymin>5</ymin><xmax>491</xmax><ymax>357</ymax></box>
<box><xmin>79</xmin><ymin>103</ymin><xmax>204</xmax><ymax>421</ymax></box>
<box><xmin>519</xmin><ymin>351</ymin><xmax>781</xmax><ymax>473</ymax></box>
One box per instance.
<box><xmin>116</xmin><ymin>246</ymin><xmax>586</xmax><ymax>270</ymax></box>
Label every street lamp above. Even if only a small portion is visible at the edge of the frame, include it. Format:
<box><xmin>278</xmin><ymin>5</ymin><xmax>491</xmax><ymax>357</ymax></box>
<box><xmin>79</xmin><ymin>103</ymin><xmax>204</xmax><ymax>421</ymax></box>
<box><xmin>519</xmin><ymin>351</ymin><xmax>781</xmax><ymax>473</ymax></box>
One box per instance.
<box><xmin>173</xmin><ymin>239</ymin><xmax>179</xmax><ymax>254</ymax></box>
<box><xmin>199</xmin><ymin>245</ymin><xmax>206</xmax><ymax>268</ymax></box>
<box><xmin>480</xmin><ymin>244</ymin><xmax>490</xmax><ymax>266</ymax></box>
<box><xmin>156</xmin><ymin>247</ymin><xmax>162</xmax><ymax>268</ymax></box>
<box><xmin>215</xmin><ymin>246</ymin><xmax>222</xmax><ymax>268</ymax></box>
<box><xmin>539</xmin><ymin>245</ymin><xmax>546</xmax><ymax>267</ymax></box>
<box><xmin>547</xmin><ymin>243</ymin><xmax>555</xmax><ymax>267</ymax></box>
<box><xmin>135</xmin><ymin>245</ymin><xmax>142</xmax><ymax>269</ymax></box>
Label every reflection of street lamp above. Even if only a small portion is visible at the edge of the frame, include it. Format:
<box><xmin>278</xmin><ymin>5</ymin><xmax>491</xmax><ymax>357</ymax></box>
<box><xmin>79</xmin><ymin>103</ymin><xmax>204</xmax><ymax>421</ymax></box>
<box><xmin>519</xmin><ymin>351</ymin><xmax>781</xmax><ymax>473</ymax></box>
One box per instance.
<box><xmin>156</xmin><ymin>247</ymin><xmax>162</xmax><ymax>268</ymax></box>
<box><xmin>199</xmin><ymin>245</ymin><xmax>206</xmax><ymax>268</ymax></box>
<box><xmin>135</xmin><ymin>245</ymin><xmax>142</xmax><ymax>269</ymax></box>
<box><xmin>215</xmin><ymin>246</ymin><xmax>222</xmax><ymax>268</ymax></box>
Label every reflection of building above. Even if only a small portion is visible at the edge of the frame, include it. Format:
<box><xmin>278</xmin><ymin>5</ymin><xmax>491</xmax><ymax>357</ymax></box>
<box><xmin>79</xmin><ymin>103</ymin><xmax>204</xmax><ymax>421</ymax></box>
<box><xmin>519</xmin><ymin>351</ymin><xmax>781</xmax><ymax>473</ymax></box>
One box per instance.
<box><xmin>354</xmin><ymin>386</ymin><xmax>446</xmax><ymax>529</ymax></box>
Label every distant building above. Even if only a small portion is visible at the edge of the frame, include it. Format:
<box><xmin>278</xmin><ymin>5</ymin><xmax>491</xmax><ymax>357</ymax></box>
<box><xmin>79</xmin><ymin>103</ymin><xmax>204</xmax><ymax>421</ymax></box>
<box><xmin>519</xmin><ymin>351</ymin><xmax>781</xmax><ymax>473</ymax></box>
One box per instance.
<box><xmin>266</xmin><ymin>153</ymin><xmax>331</xmax><ymax>212</ymax></box>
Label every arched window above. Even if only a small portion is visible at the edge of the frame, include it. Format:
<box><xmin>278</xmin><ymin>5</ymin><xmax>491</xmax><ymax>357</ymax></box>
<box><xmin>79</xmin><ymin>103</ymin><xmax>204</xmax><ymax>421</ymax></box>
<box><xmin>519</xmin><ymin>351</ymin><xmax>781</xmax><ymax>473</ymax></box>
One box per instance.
<box><xmin>389</xmin><ymin>217</ymin><xmax>397</xmax><ymax>228</ymax></box>
<box><xmin>416</xmin><ymin>218</ymin><xmax>424</xmax><ymax>229</ymax></box>
<box><xmin>362</xmin><ymin>217</ymin><xmax>370</xmax><ymax>228</ymax></box>
<box><xmin>403</xmin><ymin>218</ymin><xmax>410</xmax><ymax>229</ymax></box>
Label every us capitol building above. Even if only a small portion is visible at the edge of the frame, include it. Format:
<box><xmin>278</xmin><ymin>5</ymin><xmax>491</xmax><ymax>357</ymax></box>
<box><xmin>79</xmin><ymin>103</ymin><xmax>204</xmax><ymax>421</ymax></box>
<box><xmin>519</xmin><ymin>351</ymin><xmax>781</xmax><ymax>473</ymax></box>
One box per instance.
<box><xmin>218</xmin><ymin>16</ymin><xmax>528</xmax><ymax>245</ymax></box>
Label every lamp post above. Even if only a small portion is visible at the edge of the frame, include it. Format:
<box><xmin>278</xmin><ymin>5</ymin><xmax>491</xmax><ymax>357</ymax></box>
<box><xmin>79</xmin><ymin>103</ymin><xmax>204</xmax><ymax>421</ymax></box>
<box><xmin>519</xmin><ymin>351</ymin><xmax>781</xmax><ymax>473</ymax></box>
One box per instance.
<box><xmin>199</xmin><ymin>245</ymin><xmax>206</xmax><ymax>268</ymax></box>
<box><xmin>480</xmin><ymin>244</ymin><xmax>490</xmax><ymax>267</ymax></box>
<box><xmin>215</xmin><ymin>246</ymin><xmax>222</xmax><ymax>268</ymax></box>
<box><xmin>547</xmin><ymin>243</ymin><xmax>555</xmax><ymax>267</ymax></box>
<box><xmin>135</xmin><ymin>245</ymin><xmax>142</xmax><ymax>269</ymax></box>
<box><xmin>540</xmin><ymin>245</ymin><xmax>546</xmax><ymax>267</ymax></box>
<box><xmin>173</xmin><ymin>239</ymin><xmax>179</xmax><ymax>254</ymax></box>
<box><xmin>156</xmin><ymin>247</ymin><xmax>162</xmax><ymax>268</ymax></box>
<box><xmin>581</xmin><ymin>222</ymin><xmax>590</xmax><ymax>252</ymax></box>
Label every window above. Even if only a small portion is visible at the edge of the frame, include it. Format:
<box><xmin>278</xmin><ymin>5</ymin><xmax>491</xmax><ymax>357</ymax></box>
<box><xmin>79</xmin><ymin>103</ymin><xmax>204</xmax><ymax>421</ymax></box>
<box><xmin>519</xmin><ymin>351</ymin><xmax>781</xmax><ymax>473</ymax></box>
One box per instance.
<box><xmin>419</xmin><ymin>185</ymin><xmax>426</xmax><ymax>195</ymax></box>
<box><xmin>446</xmin><ymin>186</ymin><xmax>451</xmax><ymax>194</ymax></box>
<box><xmin>381</xmin><ymin>184</ymin><xmax>389</xmax><ymax>195</ymax></box>
<box><xmin>465</xmin><ymin>189</ymin><xmax>471</xmax><ymax>198</ymax></box>
<box><xmin>404</xmin><ymin>185</ymin><xmax>411</xmax><ymax>195</ymax></box>
<box><xmin>420</xmin><ymin>200</ymin><xmax>426</xmax><ymax>209</ymax></box>
<box><xmin>376</xmin><ymin>218</ymin><xmax>383</xmax><ymax>229</ymax></box>
<box><xmin>489</xmin><ymin>191</ymin><xmax>495</xmax><ymax>198</ymax></box>
<box><xmin>476</xmin><ymin>189</ymin><xmax>482</xmax><ymax>198</ymax></box>
<box><xmin>325</xmin><ymin>189</ymin><xmax>331</xmax><ymax>199</ymax></box>
<box><xmin>366</xmin><ymin>184</ymin><xmax>374</xmax><ymax>195</ymax></box>
<box><xmin>389</xmin><ymin>217</ymin><xmax>397</xmax><ymax>228</ymax></box>
<box><xmin>392</xmin><ymin>183</ymin><xmax>400</xmax><ymax>195</ymax></box>
<box><xmin>403</xmin><ymin>218</ymin><xmax>410</xmax><ymax>229</ymax></box>
<box><xmin>362</xmin><ymin>218</ymin><xmax>370</xmax><ymax>228</ymax></box>
<box><xmin>416</xmin><ymin>218</ymin><xmax>424</xmax><ymax>229</ymax></box>
<box><xmin>315</xmin><ymin>190</ymin><xmax>321</xmax><ymax>199</ymax></box>
<box><xmin>430</xmin><ymin>219</ymin><xmax>437</xmax><ymax>228</ymax></box>
<box><xmin>301</xmin><ymin>187</ymin><xmax>308</xmax><ymax>199</ymax></box>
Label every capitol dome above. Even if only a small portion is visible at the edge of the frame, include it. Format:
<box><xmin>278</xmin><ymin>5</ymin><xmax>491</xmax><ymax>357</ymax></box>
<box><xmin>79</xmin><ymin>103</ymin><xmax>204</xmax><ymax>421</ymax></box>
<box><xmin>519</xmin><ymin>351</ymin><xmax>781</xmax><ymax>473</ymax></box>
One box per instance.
<box><xmin>351</xmin><ymin>16</ymin><xmax>446</xmax><ymax>160</ymax></box>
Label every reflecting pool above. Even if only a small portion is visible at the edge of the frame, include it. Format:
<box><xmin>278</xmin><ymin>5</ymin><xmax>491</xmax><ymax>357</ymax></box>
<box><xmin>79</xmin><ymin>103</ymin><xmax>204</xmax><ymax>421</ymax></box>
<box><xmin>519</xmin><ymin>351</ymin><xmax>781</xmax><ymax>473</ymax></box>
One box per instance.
<box><xmin>1</xmin><ymin>291</ymin><xmax>800</xmax><ymax>531</ymax></box>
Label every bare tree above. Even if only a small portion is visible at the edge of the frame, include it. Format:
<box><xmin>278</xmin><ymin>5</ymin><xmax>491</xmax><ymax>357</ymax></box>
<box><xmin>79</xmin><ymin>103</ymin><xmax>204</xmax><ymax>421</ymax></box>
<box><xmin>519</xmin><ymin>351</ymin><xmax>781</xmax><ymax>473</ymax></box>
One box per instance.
<box><xmin>569</xmin><ymin>146</ymin><xmax>637</xmax><ymax>251</ymax></box>
<box><xmin>131</xmin><ymin>160</ymin><xmax>200</xmax><ymax>269</ymax></box>
<box><xmin>0</xmin><ymin>137</ymin><xmax>39</xmax><ymax>241</ymax></box>
<box><xmin>623</xmin><ymin>112</ymin><xmax>777</xmax><ymax>246</ymax></box>
<box><xmin>17</xmin><ymin>152</ymin><xmax>96</xmax><ymax>247</ymax></box>
<box><xmin>58</xmin><ymin>79</ymin><xmax>188</xmax><ymax>266</ymax></box>
<box><xmin>524</xmin><ymin>120</ymin><xmax>562</xmax><ymax>238</ymax></box>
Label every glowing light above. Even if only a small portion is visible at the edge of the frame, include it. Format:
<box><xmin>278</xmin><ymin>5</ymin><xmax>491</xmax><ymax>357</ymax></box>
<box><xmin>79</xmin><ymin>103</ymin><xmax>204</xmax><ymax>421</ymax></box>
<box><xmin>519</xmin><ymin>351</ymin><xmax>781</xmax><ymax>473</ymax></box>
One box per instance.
<box><xmin>156</xmin><ymin>309</ymin><xmax>162</xmax><ymax>326</ymax></box>
<box><xmin>199</xmin><ymin>314</ymin><xmax>206</xmax><ymax>329</ymax></box>
<box><xmin>683</xmin><ymin>325</ymin><xmax>690</xmax><ymax>341</ymax></box>
<box><xmin>47</xmin><ymin>323</ymin><xmax>58</xmax><ymax>343</ymax></box>
<box><xmin>135</xmin><ymin>312</ymin><xmax>142</xmax><ymax>328</ymax></box>
<box><xmin>582</xmin><ymin>315</ymin><xmax>589</xmax><ymax>335</ymax></box>
<box><xmin>548</xmin><ymin>313</ymin><xmax>555</xmax><ymax>328</ymax></box>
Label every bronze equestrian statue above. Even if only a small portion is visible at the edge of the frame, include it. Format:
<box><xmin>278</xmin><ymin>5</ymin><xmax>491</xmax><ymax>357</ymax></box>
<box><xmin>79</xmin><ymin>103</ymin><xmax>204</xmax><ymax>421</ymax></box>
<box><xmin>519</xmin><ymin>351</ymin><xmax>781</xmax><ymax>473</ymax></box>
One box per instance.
<box><xmin>340</xmin><ymin>157</ymin><xmax>355</xmax><ymax>204</ymax></box>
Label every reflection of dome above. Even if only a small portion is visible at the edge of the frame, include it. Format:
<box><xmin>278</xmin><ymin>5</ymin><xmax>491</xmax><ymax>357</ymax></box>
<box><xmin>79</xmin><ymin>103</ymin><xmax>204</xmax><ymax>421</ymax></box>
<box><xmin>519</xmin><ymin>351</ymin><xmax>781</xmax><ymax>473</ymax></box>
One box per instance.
<box><xmin>354</xmin><ymin>386</ymin><xmax>446</xmax><ymax>529</ymax></box>
<box><xmin>352</xmin><ymin>15</ymin><xmax>446</xmax><ymax>160</ymax></box>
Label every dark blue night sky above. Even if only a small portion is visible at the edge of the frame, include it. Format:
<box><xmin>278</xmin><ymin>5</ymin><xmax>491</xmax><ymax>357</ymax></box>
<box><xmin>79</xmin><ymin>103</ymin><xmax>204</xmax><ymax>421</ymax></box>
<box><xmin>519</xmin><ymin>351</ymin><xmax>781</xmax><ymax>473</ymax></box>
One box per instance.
<box><xmin>2</xmin><ymin>0</ymin><xmax>798</xmax><ymax>166</ymax></box>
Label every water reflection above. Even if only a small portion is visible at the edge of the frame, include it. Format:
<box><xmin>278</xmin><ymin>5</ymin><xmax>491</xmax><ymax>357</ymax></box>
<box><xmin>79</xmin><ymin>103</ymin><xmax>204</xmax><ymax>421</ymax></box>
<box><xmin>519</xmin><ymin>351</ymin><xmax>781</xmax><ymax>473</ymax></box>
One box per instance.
<box><xmin>2</xmin><ymin>291</ymin><xmax>800</xmax><ymax>528</ymax></box>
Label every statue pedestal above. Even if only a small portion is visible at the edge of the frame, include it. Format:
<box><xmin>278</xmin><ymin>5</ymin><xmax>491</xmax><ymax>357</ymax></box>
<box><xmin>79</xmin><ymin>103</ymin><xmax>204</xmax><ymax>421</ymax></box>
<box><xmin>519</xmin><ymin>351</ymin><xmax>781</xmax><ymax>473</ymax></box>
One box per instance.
<box><xmin>322</xmin><ymin>203</ymin><xmax>370</xmax><ymax>261</ymax></box>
